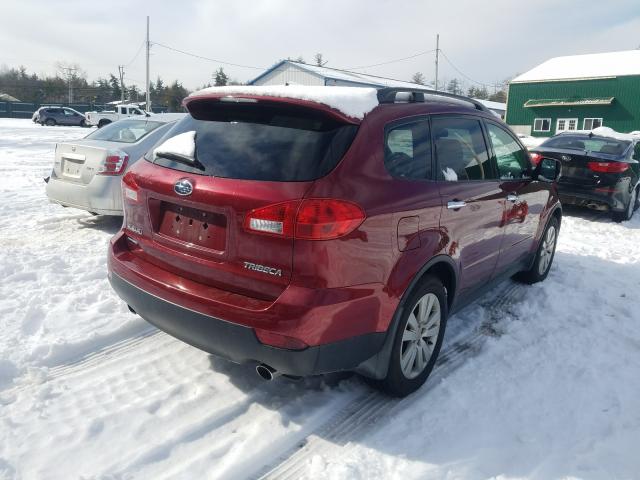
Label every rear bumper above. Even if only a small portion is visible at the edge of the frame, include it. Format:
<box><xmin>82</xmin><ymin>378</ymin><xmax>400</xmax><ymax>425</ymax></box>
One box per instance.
<box><xmin>557</xmin><ymin>183</ymin><xmax>627</xmax><ymax>211</ymax></box>
<box><xmin>46</xmin><ymin>174</ymin><xmax>123</xmax><ymax>215</ymax></box>
<box><xmin>107</xmin><ymin>232</ymin><xmax>389</xmax><ymax>376</ymax></box>
<box><xmin>109</xmin><ymin>271</ymin><xmax>385</xmax><ymax>376</ymax></box>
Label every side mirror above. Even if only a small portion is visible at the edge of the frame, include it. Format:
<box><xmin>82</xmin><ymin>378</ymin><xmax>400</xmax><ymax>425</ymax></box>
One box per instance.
<box><xmin>534</xmin><ymin>157</ymin><xmax>562</xmax><ymax>183</ymax></box>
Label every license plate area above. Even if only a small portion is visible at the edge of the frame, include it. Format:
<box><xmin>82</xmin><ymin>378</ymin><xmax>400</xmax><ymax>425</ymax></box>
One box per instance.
<box><xmin>62</xmin><ymin>158</ymin><xmax>83</xmax><ymax>178</ymax></box>
<box><xmin>154</xmin><ymin>201</ymin><xmax>226</xmax><ymax>251</ymax></box>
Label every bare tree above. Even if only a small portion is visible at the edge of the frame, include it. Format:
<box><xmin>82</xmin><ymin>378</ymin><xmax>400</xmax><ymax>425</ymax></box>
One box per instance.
<box><xmin>411</xmin><ymin>72</ymin><xmax>426</xmax><ymax>85</ymax></box>
<box><xmin>314</xmin><ymin>53</ymin><xmax>327</xmax><ymax>67</ymax></box>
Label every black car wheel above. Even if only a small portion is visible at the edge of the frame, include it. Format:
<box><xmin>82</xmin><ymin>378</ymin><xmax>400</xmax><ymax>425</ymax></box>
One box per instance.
<box><xmin>80</xmin><ymin>119</ymin><xmax>87</xmax><ymax>127</ymax></box>
<box><xmin>378</xmin><ymin>276</ymin><xmax>448</xmax><ymax>397</ymax></box>
<box><xmin>612</xmin><ymin>187</ymin><xmax>638</xmax><ymax>223</ymax></box>
<box><xmin>45</xmin><ymin>118</ymin><xmax>56</xmax><ymax>126</ymax></box>
<box><xmin>98</xmin><ymin>119</ymin><xmax>111</xmax><ymax>128</ymax></box>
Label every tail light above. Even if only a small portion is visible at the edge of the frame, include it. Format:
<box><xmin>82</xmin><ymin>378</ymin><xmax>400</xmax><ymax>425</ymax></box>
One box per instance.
<box><xmin>244</xmin><ymin>198</ymin><xmax>365</xmax><ymax>240</ymax></box>
<box><xmin>121</xmin><ymin>172</ymin><xmax>139</xmax><ymax>203</ymax></box>
<box><xmin>529</xmin><ymin>152</ymin><xmax>543</xmax><ymax>166</ymax></box>
<box><xmin>97</xmin><ymin>150</ymin><xmax>129</xmax><ymax>175</ymax></box>
<box><xmin>587</xmin><ymin>161</ymin><xmax>629</xmax><ymax>173</ymax></box>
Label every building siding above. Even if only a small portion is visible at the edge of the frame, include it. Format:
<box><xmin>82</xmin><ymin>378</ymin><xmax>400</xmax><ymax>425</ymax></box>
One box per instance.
<box><xmin>253</xmin><ymin>63</ymin><xmax>325</xmax><ymax>86</ymax></box>
<box><xmin>506</xmin><ymin>75</ymin><xmax>640</xmax><ymax>136</ymax></box>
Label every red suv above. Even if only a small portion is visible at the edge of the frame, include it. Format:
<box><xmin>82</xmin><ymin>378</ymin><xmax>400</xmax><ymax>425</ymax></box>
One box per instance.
<box><xmin>108</xmin><ymin>86</ymin><xmax>562</xmax><ymax>396</ymax></box>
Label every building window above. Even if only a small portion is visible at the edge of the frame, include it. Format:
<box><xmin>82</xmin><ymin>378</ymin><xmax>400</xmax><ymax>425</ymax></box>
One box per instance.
<box><xmin>533</xmin><ymin>118</ymin><xmax>551</xmax><ymax>132</ymax></box>
<box><xmin>583</xmin><ymin>118</ymin><xmax>603</xmax><ymax>130</ymax></box>
<box><xmin>556</xmin><ymin>118</ymin><xmax>578</xmax><ymax>132</ymax></box>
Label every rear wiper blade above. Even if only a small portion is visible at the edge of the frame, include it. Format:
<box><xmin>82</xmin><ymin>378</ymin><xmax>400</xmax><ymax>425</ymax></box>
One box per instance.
<box><xmin>154</xmin><ymin>151</ymin><xmax>205</xmax><ymax>171</ymax></box>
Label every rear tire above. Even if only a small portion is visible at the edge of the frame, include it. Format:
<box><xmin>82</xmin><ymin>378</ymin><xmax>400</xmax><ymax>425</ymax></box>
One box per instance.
<box><xmin>377</xmin><ymin>276</ymin><xmax>448</xmax><ymax>397</ymax></box>
<box><xmin>45</xmin><ymin>119</ymin><xmax>56</xmax><ymax>126</ymax></box>
<box><xmin>612</xmin><ymin>187</ymin><xmax>637</xmax><ymax>223</ymax></box>
<box><xmin>97</xmin><ymin>120</ymin><xmax>111</xmax><ymax>128</ymax></box>
<box><xmin>80</xmin><ymin>119</ymin><xmax>87</xmax><ymax>127</ymax></box>
<box><xmin>515</xmin><ymin>217</ymin><xmax>559</xmax><ymax>284</ymax></box>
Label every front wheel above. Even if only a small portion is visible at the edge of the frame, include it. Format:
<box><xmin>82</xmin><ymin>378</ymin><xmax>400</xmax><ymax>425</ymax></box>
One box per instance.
<box><xmin>378</xmin><ymin>276</ymin><xmax>448</xmax><ymax>397</ymax></box>
<box><xmin>515</xmin><ymin>217</ymin><xmax>559</xmax><ymax>284</ymax></box>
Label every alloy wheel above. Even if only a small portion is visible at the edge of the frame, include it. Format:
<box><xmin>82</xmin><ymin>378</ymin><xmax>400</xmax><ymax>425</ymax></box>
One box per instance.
<box><xmin>538</xmin><ymin>225</ymin><xmax>557</xmax><ymax>275</ymax></box>
<box><xmin>400</xmin><ymin>292</ymin><xmax>441</xmax><ymax>379</ymax></box>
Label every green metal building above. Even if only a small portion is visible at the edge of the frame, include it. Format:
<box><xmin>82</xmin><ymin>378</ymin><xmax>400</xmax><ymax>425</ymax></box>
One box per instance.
<box><xmin>506</xmin><ymin>50</ymin><xmax>640</xmax><ymax>137</ymax></box>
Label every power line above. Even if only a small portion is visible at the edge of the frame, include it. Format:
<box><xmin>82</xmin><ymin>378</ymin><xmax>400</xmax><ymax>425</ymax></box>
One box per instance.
<box><xmin>438</xmin><ymin>50</ymin><xmax>496</xmax><ymax>88</ymax></box>
<box><xmin>344</xmin><ymin>49</ymin><xmax>437</xmax><ymax>70</ymax></box>
<box><xmin>152</xmin><ymin>41</ymin><xmax>266</xmax><ymax>70</ymax></box>
<box><xmin>126</xmin><ymin>38</ymin><xmax>146</xmax><ymax>67</ymax></box>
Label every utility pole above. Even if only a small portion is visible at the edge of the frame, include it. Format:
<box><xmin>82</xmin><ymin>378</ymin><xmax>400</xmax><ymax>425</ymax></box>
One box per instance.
<box><xmin>434</xmin><ymin>34</ymin><xmax>440</xmax><ymax>91</ymax></box>
<box><xmin>145</xmin><ymin>16</ymin><xmax>151</xmax><ymax>112</ymax></box>
<box><xmin>59</xmin><ymin>65</ymin><xmax>78</xmax><ymax>104</ymax></box>
<box><xmin>118</xmin><ymin>65</ymin><xmax>126</xmax><ymax>104</ymax></box>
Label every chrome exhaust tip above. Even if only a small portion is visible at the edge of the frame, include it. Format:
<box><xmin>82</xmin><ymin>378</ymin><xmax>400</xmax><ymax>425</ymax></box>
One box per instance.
<box><xmin>256</xmin><ymin>364</ymin><xmax>279</xmax><ymax>381</ymax></box>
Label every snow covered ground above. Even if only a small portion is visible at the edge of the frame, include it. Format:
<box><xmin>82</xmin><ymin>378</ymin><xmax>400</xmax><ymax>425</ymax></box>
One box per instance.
<box><xmin>0</xmin><ymin>118</ymin><xmax>639</xmax><ymax>479</ymax></box>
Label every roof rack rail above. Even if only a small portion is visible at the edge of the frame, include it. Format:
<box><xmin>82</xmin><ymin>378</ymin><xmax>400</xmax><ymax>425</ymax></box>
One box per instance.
<box><xmin>376</xmin><ymin>87</ymin><xmax>490</xmax><ymax>113</ymax></box>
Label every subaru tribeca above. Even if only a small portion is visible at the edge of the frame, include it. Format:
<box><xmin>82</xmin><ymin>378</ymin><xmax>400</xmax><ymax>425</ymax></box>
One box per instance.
<box><xmin>108</xmin><ymin>86</ymin><xmax>562</xmax><ymax>397</ymax></box>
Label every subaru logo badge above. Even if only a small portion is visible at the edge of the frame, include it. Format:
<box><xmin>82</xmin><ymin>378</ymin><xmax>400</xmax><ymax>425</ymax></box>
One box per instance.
<box><xmin>174</xmin><ymin>179</ymin><xmax>193</xmax><ymax>196</ymax></box>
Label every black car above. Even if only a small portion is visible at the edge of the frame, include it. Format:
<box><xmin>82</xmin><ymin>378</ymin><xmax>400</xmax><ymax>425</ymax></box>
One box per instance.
<box><xmin>531</xmin><ymin>132</ymin><xmax>640</xmax><ymax>222</ymax></box>
<box><xmin>39</xmin><ymin>107</ymin><xmax>87</xmax><ymax>127</ymax></box>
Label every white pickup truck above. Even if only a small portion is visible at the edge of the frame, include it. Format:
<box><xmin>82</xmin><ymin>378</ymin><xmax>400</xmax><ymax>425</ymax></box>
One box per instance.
<box><xmin>85</xmin><ymin>105</ymin><xmax>150</xmax><ymax>128</ymax></box>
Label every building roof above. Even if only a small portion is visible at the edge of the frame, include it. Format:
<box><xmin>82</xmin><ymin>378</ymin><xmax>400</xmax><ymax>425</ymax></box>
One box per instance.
<box><xmin>249</xmin><ymin>60</ymin><xmax>426</xmax><ymax>89</ymax></box>
<box><xmin>0</xmin><ymin>93</ymin><xmax>20</xmax><ymax>102</ymax></box>
<box><xmin>511</xmin><ymin>50</ymin><xmax>640</xmax><ymax>83</ymax></box>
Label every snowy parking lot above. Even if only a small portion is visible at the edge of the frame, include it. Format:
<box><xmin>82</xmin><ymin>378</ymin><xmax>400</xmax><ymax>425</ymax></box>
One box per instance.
<box><xmin>1</xmin><ymin>117</ymin><xmax>639</xmax><ymax>479</ymax></box>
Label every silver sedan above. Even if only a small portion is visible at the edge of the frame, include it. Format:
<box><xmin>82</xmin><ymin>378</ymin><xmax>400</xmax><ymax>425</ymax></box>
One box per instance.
<box><xmin>45</xmin><ymin>114</ymin><xmax>184</xmax><ymax>216</ymax></box>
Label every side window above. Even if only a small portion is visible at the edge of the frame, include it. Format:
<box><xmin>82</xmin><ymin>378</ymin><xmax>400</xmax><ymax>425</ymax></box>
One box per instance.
<box><xmin>432</xmin><ymin>116</ymin><xmax>492</xmax><ymax>181</ymax></box>
<box><xmin>633</xmin><ymin>142</ymin><xmax>640</xmax><ymax>161</ymax></box>
<box><xmin>486</xmin><ymin>123</ymin><xmax>531</xmax><ymax>180</ymax></box>
<box><xmin>384</xmin><ymin>120</ymin><xmax>432</xmax><ymax>180</ymax></box>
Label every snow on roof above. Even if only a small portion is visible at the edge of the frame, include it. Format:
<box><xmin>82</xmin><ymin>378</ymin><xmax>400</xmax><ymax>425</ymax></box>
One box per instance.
<box><xmin>512</xmin><ymin>50</ymin><xmax>640</xmax><ymax>83</ymax></box>
<box><xmin>475</xmin><ymin>99</ymin><xmax>506</xmax><ymax>111</ymax></box>
<box><xmin>188</xmin><ymin>85</ymin><xmax>380</xmax><ymax>119</ymax></box>
<box><xmin>560</xmin><ymin>126</ymin><xmax>640</xmax><ymax>142</ymax></box>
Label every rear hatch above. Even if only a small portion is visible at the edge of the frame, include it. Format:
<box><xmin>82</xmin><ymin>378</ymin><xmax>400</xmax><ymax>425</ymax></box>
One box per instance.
<box><xmin>535</xmin><ymin>135</ymin><xmax>632</xmax><ymax>188</ymax></box>
<box><xmin>123</xmin><ymin>96</ymin><xmax>359</xmax><ymax>301</ymax></box>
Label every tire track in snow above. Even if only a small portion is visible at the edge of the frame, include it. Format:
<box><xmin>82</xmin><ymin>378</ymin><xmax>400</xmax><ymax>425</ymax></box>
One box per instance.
<box><xmin>256</xmin><ymin>281</ymin><xmax>526</xmax><ymax>480</ymax></box>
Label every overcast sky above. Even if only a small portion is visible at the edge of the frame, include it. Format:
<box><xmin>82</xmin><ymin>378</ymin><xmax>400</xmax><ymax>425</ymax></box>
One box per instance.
<box><xmin>2</xmin><ymin>0</ymin><xmax>640</xmax><ymax>92</ymax></box>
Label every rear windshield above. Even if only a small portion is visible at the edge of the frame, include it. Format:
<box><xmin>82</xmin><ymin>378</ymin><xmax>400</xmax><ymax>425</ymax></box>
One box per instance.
<box><xmin>86</xmin><ymin>120</ymin><xmax>164</xmax><ymax>144</ymax></box>
<box><xmin>145</xmin><ymin>102</ymin><xmax>358</xmax><ymax>181</ymax></box>
<box><xmin>542</xmin><ymin>135</ymin><xmax>630</xmax><ymax>155</ymax></box>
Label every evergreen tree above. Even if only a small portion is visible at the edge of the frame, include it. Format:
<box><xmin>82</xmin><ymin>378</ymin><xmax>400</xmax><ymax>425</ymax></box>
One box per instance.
<box><xmin>446</xmin><ymin>78</ymin><xmax>462</xmax><ymax>95</ymax></box>
<box><xmin>214</xmin><ymin>67</ymin><xmax>228</xmax><ymax>86</ymax></box>
<box><xmin>412</xmin><ymin>72</ymin><xmax>426</xmax><ymax>85</ymax></box>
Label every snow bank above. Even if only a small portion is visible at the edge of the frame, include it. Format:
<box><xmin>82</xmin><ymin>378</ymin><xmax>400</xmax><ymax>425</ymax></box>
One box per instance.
<box><xmin>188</xmin><ymin>85</ymin><xmax>379</xmax><ymax>119</ymax></box>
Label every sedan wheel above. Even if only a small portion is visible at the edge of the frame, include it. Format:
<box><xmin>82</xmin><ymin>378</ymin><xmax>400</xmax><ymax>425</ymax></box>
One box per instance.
<box><xmin>400</xmin><ymin>293</ymin><xmax>441</xmax><ymax>379</ymax></box>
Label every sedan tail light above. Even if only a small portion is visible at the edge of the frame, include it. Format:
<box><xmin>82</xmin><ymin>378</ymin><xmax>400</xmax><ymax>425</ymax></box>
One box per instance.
<box><xmin>97</xmin><ymin>150</ymin><xmax>129</xmax><ymax>175</ymax></box>
<box><xmin>587</xmin><ymin>161</ymin><xmax>629</xmax><ymax>173</ymax></box>
<box><xmin>244</xmin><ymin>199</ymin><xmax>365</xmax><ymax>240</ymax></box>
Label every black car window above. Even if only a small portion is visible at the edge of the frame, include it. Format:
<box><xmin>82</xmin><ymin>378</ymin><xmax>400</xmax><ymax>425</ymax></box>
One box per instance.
<box><xmin>542</xmin><ymin>135</ymin><xmax>630</xmax><ymax>155</ymax></box>
<box><xmin>384</xmin><ymin>120</ymin><xmax>431</xmax><ymax>180</ymax></box>
<box><xmin>146</xmin><ymin>103</ymin><xmax>358</xmax><ymax>182</ymax></box>
<box><xmin>633</xmin><ymin>143</ymin><xmax>640</xmax><ymax>161</ymax></box>
<box><xmin>432</xmin><ymin>116</ymin><xmax>492</xmax><ymax>181</ymax></box>
<box><xmin>486</xmin><ymin>122</ymin><xmax>531</xmax><ymax>180</ymax></box>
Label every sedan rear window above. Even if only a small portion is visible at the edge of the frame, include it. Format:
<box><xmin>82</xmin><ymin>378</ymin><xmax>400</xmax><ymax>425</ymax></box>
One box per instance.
<box><xmin>542</xmin><ymin>135</ymin><xmax>630</xmax><ymax>155</ymax></box>
<box><xmin>145</xmin><ymin>102</ymin><xmax>358</xmax><ymax>182</ymax></box>
<box><xmin>86</xmin><ymin>120</ymin><xmax>164</xmax><ymax>144</ymax></box>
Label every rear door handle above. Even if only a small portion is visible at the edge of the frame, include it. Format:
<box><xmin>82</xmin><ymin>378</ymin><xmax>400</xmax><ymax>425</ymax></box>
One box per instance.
<box><xmin>506</xmin><ymin>194</ymin><xmax>518</xmax><ymax>203</ymax></box>
<box><xmin>447</xmin><ymin>200</ymin><xmax>467</xmax><ymax>209</ymax></box>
